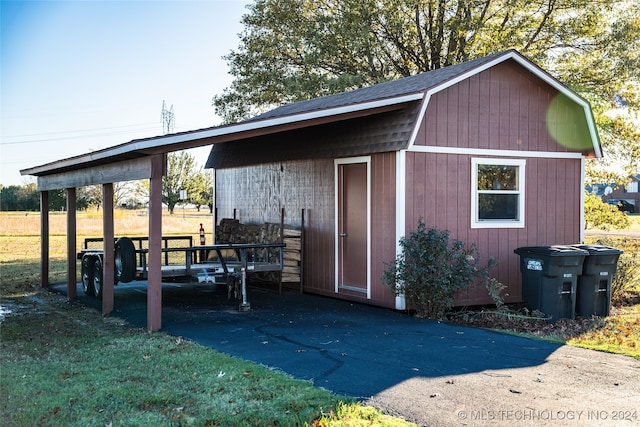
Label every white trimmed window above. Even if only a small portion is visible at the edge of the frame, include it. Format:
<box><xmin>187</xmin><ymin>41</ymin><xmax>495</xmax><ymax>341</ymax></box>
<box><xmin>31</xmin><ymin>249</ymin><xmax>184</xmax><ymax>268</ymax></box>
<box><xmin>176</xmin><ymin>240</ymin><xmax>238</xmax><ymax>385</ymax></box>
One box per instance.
<box><xmin>471</xmin><ymin>158</ymin><xmax>526</xmax><ymax>228</ymax></box>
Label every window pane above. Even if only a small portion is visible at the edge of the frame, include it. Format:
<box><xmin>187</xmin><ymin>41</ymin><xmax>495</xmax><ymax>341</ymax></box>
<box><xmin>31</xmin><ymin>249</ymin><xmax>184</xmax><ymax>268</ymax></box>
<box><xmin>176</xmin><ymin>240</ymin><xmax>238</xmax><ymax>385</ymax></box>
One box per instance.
<box><xmin>477</xmin><ymin>165</ymin><xmax>518</xmax><ymax>190</ymax></box>
<box><xmin>478</xmin><ymin>194</ymin><xmax>519</xmax><ymax>220</ymax></box>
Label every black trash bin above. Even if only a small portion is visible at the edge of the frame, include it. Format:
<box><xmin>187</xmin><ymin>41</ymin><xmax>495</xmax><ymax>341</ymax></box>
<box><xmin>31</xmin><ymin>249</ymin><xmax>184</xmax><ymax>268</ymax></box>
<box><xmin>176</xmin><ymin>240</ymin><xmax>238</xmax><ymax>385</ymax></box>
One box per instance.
<box><xmin>572</xmin><ymin>245</ymin><xmax>623</xmax><ymax>318</ymax></box>
<box><xmin>514</xmin><ymin>246</ymin><xmax>589</xmax><ymax>321</ymax></box>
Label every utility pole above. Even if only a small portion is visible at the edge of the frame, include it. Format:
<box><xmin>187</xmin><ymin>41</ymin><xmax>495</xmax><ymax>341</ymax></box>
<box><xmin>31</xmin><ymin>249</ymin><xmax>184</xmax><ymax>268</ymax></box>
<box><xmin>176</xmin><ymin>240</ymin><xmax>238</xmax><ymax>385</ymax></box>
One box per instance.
<box><xmin>161</xmin><ymin>100</ymin><xmax>175</xmax><ymax>134</ymax></box>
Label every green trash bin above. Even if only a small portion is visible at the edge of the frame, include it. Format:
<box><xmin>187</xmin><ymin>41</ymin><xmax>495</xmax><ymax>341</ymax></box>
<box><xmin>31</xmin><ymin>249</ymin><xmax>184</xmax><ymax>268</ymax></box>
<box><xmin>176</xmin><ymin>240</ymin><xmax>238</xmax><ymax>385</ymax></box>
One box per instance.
<box><xmin>572</xmin><ymin>245</ymin><xmax>623</xmax><ymax>318</ymax></box>
<box><xmin>514</xmin><ymin>246</ymin><xmax>589</xmax><ymax>321</ymax></box>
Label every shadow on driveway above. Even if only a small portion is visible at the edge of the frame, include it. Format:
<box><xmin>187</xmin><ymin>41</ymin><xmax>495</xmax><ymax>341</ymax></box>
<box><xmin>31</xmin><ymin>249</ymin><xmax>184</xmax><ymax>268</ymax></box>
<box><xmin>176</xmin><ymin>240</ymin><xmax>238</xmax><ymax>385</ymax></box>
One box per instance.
<box><xmin>52</xmin><ymin>281</ymin><xmax>560</xmax><ymax>399</ymax></box>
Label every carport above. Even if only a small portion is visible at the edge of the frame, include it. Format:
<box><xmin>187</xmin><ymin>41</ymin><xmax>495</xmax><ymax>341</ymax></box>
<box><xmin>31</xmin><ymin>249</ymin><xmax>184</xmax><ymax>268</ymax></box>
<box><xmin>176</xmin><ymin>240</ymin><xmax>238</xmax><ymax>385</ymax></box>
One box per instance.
<box><xmin>21</xmin><ymin>97</ymin><xmax>412</xmax><ymax>331</ymax></box>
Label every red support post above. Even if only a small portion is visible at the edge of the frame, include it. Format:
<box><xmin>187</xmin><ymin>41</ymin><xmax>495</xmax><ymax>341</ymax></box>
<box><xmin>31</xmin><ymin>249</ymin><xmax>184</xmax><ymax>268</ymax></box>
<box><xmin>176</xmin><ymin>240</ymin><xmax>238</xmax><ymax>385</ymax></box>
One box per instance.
<box><xmin>40</xmin><ymin>191</ymin><xmax>49</xmax><ymax>288</ymax></box>
<box><xmin>102</xmin><ymin>183</ymin><xmax>114</xmax><ymax>315</ymax></box>
<box><xmin>147</xmin><ymin>154</ymin><xmax>165</xmax><ymax>332</ymax></box>
<box><xmin>66</xmin><ymin>188</ymin><xmax>77</xmax><ymax>299</ymax></box>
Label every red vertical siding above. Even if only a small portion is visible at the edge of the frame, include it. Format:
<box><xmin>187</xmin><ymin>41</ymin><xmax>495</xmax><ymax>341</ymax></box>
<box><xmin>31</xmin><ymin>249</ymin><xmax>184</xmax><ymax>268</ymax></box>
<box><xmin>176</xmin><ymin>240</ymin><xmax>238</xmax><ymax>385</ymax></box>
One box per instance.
<box><xmin>404</xmin><ymin>59</ymin><xmax>586</xmax><ymax>306</ymax></box>
<box><xmin>416</xmin><ymin>60</ymin><xmax>582</xmax><ymax>154</ymax></box>
<box><xmin>404</xmin><ymin>153</ymin><xmax>582</xmax><ymax>306</ymax></box>
<box><xmin>370</xmin><ymin>152</ymin><xmax>397</xmax><ymax>306</ymax></box>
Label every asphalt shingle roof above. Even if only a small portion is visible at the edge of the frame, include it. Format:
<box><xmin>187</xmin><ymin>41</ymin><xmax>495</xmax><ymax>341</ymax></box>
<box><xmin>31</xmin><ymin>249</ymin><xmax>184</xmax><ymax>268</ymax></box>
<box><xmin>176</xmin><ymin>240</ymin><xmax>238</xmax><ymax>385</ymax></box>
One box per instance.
<box><xmin>252</xmin><ymin>50</ymin><xmax>511</xmax><ymax>121</ymax></box>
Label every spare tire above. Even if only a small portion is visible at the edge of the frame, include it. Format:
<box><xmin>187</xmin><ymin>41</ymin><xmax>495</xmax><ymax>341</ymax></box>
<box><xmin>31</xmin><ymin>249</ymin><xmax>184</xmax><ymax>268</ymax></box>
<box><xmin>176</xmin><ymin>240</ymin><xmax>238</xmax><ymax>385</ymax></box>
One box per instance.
<box><xmin>115</xmin><ymin>237</ymin><xmax>136</xmax><ymax>283</ymax></box>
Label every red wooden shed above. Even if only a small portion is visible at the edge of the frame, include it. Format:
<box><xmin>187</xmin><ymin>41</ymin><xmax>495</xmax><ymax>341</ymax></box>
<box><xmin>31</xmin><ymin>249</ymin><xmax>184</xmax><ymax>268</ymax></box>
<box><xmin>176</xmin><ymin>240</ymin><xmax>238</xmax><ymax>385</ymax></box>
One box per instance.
<box><xmin>22</xmin><ymin>49</ymin><xmax>601</xmax><ymax>330</ymax></box>
<box><xmin>206</xmin><ymin>49</ymin><xmax>601</xmax><ymax>309</ymax></box>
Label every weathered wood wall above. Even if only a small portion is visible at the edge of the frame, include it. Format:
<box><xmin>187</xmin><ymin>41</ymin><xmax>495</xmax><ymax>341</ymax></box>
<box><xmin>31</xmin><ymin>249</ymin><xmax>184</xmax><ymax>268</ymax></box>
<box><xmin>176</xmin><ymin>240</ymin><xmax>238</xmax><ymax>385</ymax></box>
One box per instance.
<box><xmin>215</xmin><ymin>153</ymin><xmax>399</xmax><ymax>308</ymax></box>
<box><xmin>215</xmin><ymin>158</ymin><xmax>336</xmax><ymax>297</ymax></box>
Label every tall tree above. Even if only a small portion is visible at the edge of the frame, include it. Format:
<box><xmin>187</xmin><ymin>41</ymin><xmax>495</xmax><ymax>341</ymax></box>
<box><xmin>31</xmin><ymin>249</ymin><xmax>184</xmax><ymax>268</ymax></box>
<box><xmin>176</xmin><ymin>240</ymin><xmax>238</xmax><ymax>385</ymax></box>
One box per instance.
<box><xmin>214</xmin><ymin>0</ymin><xmax>639</xmax><ymax>178</ymax></box>
<box><xmin>163</xmin><ymin>151</ymin><xmax>201</xmax><ymax>214</ymax></box>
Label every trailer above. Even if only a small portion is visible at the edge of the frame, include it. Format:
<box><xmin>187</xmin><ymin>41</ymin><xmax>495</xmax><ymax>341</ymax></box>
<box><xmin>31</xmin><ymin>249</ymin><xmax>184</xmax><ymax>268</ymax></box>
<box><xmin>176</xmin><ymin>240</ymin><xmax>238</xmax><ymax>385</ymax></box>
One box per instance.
<box><xmin>78</xmin><ymin>236</ymin><xmax>285</xmax><ymax>310</ymax></box>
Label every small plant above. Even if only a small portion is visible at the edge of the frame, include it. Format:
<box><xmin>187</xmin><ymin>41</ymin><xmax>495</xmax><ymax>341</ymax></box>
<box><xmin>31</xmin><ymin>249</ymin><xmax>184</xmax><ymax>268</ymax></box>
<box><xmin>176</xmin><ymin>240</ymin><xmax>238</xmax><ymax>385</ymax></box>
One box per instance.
<box><xmin>486</xmin><ymin>277</ymin><xmax>508</xmax><ymax>310</ymax></box>
<box><xmin>383</xmin><ymin>219</ymin><xmax>495</xmax><ymax>319</ymax></box>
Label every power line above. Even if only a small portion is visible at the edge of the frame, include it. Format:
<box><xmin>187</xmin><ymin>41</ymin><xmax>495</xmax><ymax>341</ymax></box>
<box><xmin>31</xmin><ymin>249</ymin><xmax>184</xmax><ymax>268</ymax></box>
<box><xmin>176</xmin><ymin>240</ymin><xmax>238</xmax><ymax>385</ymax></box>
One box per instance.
<box><xmin>0</xmin><ymin>126</ymin><xmax>160</xmax><ymax>145</ymax></box>
<box><xmin>1</xmin><ymin>122</ymin><xmax>160</xmax><ymax>140</ymax></box>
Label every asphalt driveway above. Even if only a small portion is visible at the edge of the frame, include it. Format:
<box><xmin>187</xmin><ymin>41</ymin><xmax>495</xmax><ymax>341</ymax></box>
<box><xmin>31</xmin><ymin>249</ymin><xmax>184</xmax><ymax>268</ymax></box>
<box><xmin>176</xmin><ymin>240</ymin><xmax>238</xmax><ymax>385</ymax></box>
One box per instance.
<box><xmin>52</xmin><ymin>281</ymin><xmax>640</xmax><ymax>426</ymax></box>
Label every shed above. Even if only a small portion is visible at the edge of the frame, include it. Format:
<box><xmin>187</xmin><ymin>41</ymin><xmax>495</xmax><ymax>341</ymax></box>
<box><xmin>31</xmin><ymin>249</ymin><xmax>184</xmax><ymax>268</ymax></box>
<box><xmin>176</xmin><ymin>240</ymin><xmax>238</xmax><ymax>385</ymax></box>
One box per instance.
<box><xmin>206</xmin><ymin>49</ymin><xmax>600</xmax><ymax>309</ymax></box>
<box><xmin>21</xmin><ymin>49</ymin><xmax>601</xmax><ymax>329</ymax></box>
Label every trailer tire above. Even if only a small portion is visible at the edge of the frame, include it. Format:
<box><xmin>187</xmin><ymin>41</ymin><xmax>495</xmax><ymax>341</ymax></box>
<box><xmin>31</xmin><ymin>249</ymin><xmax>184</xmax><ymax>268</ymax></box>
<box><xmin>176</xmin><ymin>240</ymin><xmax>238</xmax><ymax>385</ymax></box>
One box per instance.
<box><xmin>81</xmin><ymin>255</ymin><xmax>95</xmax><ymax>296</ymax></box>
<box><xmin>92</xmin><ymin>257</ymin><xmax>103</xmax><ymax>299</ymax></box>
<box><xmin>115</xmin><ymin>237</ymin><xmax>135</xmax><ymax>283</ymax></box>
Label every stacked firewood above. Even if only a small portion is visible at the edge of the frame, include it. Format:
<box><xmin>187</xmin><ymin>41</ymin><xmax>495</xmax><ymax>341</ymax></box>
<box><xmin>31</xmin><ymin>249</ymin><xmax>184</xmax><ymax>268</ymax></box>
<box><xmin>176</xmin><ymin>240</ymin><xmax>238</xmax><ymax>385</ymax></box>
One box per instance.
<box><xmin>281</xmin><ymin>227</ymin><xmax>302</xmax><ymax>283</ymax></box>
<box><xmin>215</xmin><ymin>218</ymin><xmax>303</xmax><ymax>285</ymax></box>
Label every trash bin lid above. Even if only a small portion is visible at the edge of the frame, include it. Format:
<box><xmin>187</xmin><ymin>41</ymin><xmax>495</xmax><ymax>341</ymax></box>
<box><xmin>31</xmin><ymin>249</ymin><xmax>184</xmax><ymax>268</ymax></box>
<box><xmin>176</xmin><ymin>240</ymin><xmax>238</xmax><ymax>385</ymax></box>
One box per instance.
<box><xmin>571</xmin><ymin>244</ymin><xmax>624</xmax><ymax>255</ymax></box>
<box><xmin>514</xmin><ymin>245</ymin><xmax>590</xmax><ymax>257</ymax></box>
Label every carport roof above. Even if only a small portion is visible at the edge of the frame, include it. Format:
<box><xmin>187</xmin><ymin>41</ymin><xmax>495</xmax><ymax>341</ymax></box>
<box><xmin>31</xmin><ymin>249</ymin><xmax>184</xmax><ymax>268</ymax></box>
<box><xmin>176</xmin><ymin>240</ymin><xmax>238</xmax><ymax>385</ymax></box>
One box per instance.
<box><xmin>21</xmin><ymin>49</ymin><xmax>602</xmax><ymax>184</ymax></box>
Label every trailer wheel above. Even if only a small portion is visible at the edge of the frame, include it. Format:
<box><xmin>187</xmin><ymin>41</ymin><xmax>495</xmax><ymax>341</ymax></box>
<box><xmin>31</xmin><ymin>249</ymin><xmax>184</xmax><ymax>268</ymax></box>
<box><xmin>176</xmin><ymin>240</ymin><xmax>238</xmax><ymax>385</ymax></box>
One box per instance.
<box><xmin>115</xmin><ymin>237</ymin><xmax>135</xmax><ymax>283</ymax></box>
<box><xmin>81</xmin><ymin>255</ymin><xmax>95</xmax><ymax>296</ymax></box>
<box><xmin>92</xmin><ymin>257</ymin><xmax>103</xmax><ymax>299</ymax></box>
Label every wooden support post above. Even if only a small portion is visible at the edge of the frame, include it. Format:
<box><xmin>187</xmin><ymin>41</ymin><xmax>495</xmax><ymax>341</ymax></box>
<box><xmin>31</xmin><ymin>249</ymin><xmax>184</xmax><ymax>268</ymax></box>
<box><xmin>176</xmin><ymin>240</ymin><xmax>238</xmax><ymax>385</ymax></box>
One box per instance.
<box><xmin>214</xmin><ymin>208</ymin><xmax>218</xmax><ymax>244</ymax></box>
<box><xmin>66</xmin><ymin>188</ymin><xmax>77</xmax><ymax>299</ymax></box>
<box><xmin>300</xmin><ymin>208</ymin><xmax>305</xmax><ymax>293</ymax></box>
<box><xmin>40</xmin><ymin>191</ymin><xmax>49</xmax><ymax>288</ymax></box>
<box><xmin>102</xmin><ymin>183</ymin><xmax>115</xmax><ymax>316</ymax></box>
<box><xmin>147</xmin><ymin>154</ymin><xmax>165</xmax><ymax>332</ymax></box>
<box><xmin>279</xmin><ymin>207</ymin><xmax>285</xmax><ymax>294</ymax></box>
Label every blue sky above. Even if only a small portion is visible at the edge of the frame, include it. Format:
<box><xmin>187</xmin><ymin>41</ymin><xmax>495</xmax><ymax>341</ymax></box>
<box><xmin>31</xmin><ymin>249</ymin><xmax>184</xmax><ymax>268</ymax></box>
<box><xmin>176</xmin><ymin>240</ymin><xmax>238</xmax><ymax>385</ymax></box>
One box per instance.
<box><xmin>1</xmin><ymin>0</ymin><xmax>250</xmax><ymax>186</ymax></box>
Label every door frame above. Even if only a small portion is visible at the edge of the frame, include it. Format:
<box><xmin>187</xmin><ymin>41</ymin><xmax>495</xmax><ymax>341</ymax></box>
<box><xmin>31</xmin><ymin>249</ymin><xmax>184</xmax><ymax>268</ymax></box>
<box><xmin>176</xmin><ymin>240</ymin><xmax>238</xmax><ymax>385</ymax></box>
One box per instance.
<box><xmin>334</xmin><ymin>156</ymin><xmax>371</xmax><ymax>298</ymax></box>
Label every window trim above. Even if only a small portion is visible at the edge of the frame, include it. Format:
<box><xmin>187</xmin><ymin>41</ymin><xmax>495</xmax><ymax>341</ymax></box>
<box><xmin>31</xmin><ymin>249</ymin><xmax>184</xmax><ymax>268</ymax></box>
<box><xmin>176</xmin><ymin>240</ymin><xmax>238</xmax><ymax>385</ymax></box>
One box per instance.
<box><xmin>471</xmin><ymin>158</ymin><xmax>526</xmax><ymax>229</ymax></box>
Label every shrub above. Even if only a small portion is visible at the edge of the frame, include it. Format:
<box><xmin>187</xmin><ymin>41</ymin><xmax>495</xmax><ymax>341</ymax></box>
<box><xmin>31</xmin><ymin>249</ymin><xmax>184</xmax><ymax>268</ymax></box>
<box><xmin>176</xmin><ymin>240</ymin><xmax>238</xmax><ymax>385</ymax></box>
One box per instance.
<box><xmin>610</xmin><ymin>254</ymin><xmax>640</xmax><ymax>304</ymax></box>
<box><xmin>591</xmin><ymin>237</ymin><xmax>640</xmax><ymax>305</ymax></box>
<box><xmin>383</xmin><ymin>219</ymin><xmax>495</xmax><ymax>319</ymax></box>
<box><xmin>584</xmin><ymin>193</ymin><xmax>630</xmax><ymax>230</ymax></box>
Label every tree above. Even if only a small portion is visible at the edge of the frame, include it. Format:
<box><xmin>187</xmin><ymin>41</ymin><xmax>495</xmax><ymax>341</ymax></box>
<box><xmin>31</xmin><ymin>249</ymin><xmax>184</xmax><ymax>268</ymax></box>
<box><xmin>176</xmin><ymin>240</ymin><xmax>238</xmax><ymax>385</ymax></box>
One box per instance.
<box><xmin>213</xmin><ymin>0</ymin><xmax>639</xmax><ymax>178</ymax></box>
<box><xmin>190</xmin><ymin>170</ymin><xmax>214</xmax><ymax>213</ymax></box>
<box><xmin>140</xmin><ymin>151</ymin><xmax>202</xmax><ymax>214</ymax></box>
<box><xmin>79</xmin><ymin>182</ymin><xmax>138</xmax><ymax>211</ymax></box>
<box><xmin>0</xmin><ymin>183</ymin><xmax>39</xmax><ymax>211</ymax></box>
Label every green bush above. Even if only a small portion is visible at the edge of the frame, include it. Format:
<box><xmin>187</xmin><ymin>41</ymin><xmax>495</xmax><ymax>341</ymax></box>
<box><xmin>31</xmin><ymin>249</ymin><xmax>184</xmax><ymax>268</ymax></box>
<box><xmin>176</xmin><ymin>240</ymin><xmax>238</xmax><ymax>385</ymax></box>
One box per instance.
<box><xmin>383</xmin><ymin>219</ymin><xmax>495</xmax><ymax>319</ymax></box>
<box><xmin>584</xmin><ymin>193</ymin><xmax>630</xmax><ymax>230</ymax></box>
